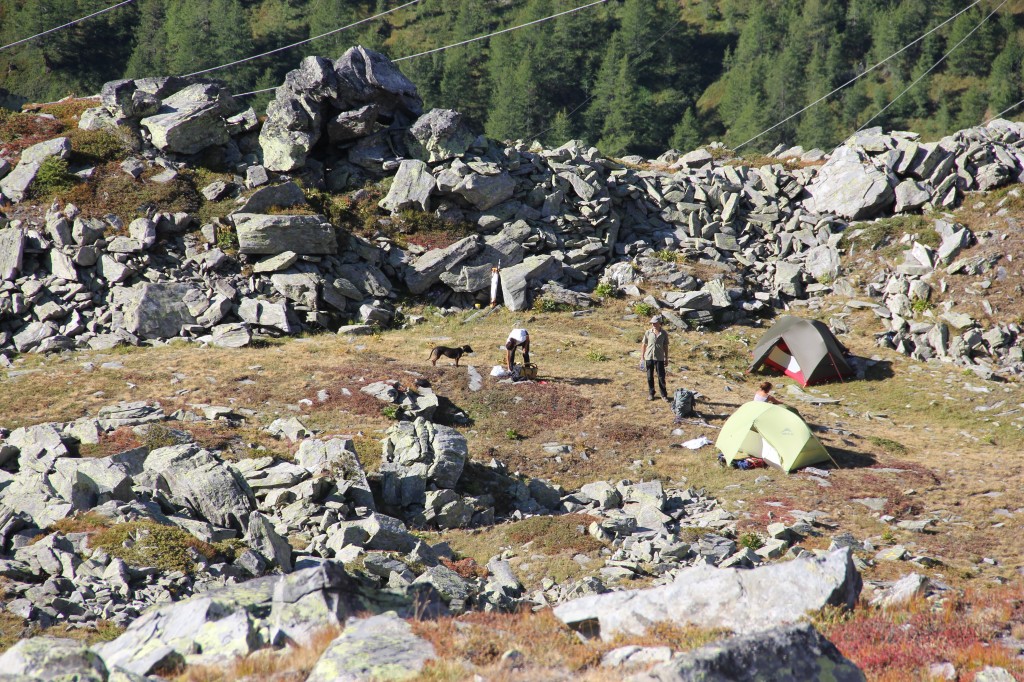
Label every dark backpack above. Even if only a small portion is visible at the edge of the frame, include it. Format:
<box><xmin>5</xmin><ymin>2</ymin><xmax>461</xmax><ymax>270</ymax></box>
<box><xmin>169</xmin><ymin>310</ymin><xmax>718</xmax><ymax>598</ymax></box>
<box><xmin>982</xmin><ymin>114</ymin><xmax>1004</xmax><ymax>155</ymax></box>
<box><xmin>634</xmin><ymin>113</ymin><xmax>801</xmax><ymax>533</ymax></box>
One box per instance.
<box><xmin>672</xmin><ymin>388</ymin><xmax>696</xmax><ymax>419</ymax></box>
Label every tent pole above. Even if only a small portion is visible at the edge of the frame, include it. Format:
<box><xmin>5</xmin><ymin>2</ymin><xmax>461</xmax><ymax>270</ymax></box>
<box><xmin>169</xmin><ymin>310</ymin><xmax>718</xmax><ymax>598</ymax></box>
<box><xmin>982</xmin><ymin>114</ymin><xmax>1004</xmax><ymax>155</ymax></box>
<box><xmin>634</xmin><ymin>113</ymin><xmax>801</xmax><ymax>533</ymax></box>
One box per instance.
<box><xmin>826</xmin><ymin>353</ymin><xmax>847</xmax><ymax>383</ymax></box>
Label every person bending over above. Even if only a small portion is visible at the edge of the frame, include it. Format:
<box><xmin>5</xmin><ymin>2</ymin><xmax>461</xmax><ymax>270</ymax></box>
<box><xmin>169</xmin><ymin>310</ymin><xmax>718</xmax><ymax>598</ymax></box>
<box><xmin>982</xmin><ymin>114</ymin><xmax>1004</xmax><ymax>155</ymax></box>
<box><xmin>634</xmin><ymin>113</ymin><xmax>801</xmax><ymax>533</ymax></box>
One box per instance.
<box><xmin>506</xmin><ymin>327</ymin><xmax>530</xmax><ymax>371</ymax></box>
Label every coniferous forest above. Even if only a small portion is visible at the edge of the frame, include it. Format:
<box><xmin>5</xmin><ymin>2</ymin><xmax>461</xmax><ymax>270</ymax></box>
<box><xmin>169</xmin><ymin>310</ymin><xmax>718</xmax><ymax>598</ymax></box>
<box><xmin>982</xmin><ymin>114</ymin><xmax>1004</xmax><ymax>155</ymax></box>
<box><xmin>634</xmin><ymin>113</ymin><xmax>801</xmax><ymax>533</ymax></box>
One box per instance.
<box><xmin>0</xmin><ymin>0</ymin><xmax>1017</xmax><ymax>156</ymax></box>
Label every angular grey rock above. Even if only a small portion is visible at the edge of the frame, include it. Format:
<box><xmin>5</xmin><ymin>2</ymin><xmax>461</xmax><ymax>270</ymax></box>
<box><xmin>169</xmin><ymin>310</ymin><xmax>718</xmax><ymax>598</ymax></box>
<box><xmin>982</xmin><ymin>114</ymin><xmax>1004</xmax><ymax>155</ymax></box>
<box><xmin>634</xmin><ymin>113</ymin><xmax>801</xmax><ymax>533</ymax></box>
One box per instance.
<box><xmin>893</xmin><ymin>179</ymin><xmax>931</xmax><ymax>213</ymax></box>
<box><xmin>144</xmin><ymin>444</ymin><xmax>256</xmax><ymax>532</ymax></box>
<box><xmin>405</xmin><ymin>234</ymin><xmax>482</xmax><ymax>294</ymax></box>
<box><xmin>0</xmin><ymin>637</ymin><xmax>108</xmax><ymax>682</ymax></box>
<box><xmin>237</xmin><ymin>298</ymin><xmax>296</xmax><ymax>334</ymax></box>
<box><xmin>334</xmin><ymin>46</ymin><xmax>423</xmax><ymax>118</ymax></box>
<box><xmin>500</xmin><ymin>255</ymin><xmax>563</xmax><ymax>312</ymax></box>
<box><xmin>554</xmin><ymin>548</ymin><xmax>860</xmax><ymax>639</ymax></box>
<box><xmin>379</xmin><ymin>159</ymin><xmax>434</xmax><ymax>212</ymax></box>
<box><xmin>13</xmin><ymin>320</ymin><xmax>59</xmax><ymax>353</ymax></box>
<box><xmin>20</xmin><ymin>137</ymin><xmax>72</xmax><ymax>166</ymax></box>
<box><xmin>0</xmin><ymin>161</ymin><xmax>40</xmax><ymax>202</ymax></box>
<box><xmin>804</xmin><ymin>244</ymin><xmax>841</xmax><ymax>282</ymax></box>
<box><xmin>120</xmin><ymin>282</ymin><xmax>199</xmax><ymax>339</ymax></box>
<box><xmin>327</xmin><ymin>104</ymin><xmax>380</xmax><ymax>142</ymax></box>
<box><xmin>233</xmin><ymin>213</ymin><xmax>337</xmax><ymax>255</ymax></box>
<box><xmin>306</xmin><ymin>612</ymin><xmax>435</xmax><ymax>682</ymax></box>
<box><xmin>141</xmin><ymin>105</ymin><xmax>228</xmax><ymax>156</ymax></box>
<box><xmin>234</xmin><ymin>181</ymin><xmax>307</xmax><ymax>214</ymax></box>
<box><xmin>382</xmin><ymin>417</ymin><xmax>468</xmax><ymax>493</ymax></box>
<box><xmin>452</xmin><ymin>172</ymin><xmax>516</xmax><ymax>210</ymax></box>
<box><xmin>408</xmin><ymin>108</ymin><xmax>474</xmax><ymax>163</ymax></box>
<box><xmin>246</xmin><ymin>511</ymin><xmax>293</xmax><ymax>572</ymax></box>
<box><xmin>211</xmin><ymin>323</ymin><xmax>252</xmax><ymax>348</ymax></box>
<box><xmin>8</xmin><ymin>423</ymin><xmax>69</xmax><ymax>474</ymax></box>
<box><xmin>253</xmin><ymin>251</ymin><xmax>299</xmax><ymax>274</ymax></box>
<box><xmin>634</xmin><ymin>623</ymin><xmax>865</xmax><ymax>682</ymax></box>
<box><xmin>97</xmin><ymin>564</ymin><xmax>359</xmax><ymax>674</ymax></box>
<box><xmin>804</xmin><ymin>146</ymin><xmax>895</xmax><ymax>219</ymax></box>
<box><xmin>0</xmin><ymin>228</ymin><xmax>24</xmax><ymax>281</ymax></box>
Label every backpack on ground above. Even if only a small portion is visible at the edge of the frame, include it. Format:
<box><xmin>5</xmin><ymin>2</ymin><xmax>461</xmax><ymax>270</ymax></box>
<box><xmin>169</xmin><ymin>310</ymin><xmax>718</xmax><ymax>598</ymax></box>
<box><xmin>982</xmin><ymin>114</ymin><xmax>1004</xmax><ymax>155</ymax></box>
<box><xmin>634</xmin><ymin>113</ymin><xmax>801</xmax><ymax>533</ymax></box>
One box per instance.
<box><xmin>672</xmin><ymin>388</ymin><xmax>696</xmax><ymax>420</ymax></box>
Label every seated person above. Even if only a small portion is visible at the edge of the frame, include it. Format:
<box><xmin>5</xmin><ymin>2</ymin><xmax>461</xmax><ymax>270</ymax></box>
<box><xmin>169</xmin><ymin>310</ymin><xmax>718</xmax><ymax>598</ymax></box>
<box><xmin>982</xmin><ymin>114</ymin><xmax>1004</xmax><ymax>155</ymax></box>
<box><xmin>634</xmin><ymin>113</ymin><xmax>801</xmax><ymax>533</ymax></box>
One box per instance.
<box><xmin>505</xmin><ymin>327</ymin><xmax>530</xmax><ymax>370</ymax></box>
<box><xmin>754</xmin><ymin>381</ymin><xmax>783</xmax><ymax>404</ymax></box>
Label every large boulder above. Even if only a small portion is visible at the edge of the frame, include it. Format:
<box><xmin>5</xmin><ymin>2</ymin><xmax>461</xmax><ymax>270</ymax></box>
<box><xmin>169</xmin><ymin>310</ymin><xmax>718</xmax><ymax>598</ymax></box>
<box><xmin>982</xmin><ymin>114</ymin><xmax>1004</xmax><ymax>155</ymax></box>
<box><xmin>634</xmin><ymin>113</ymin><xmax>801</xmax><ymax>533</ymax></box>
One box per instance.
<box><xmin>119</xmin><ymin>282</ymin><xmax>199</xmax><ymax>339</ymax></box>
<box><xmin>804</xmin><ymin>146</ymin><xmax>895</xmax><ymax>219</ymax></box>
<box><xmin>634</xmin><ymin>623</ymin><xmax>865</xmax><ymax>682</ymax></box>
<box><xmin>306</xmin><ymin>613</ymin><xmax>435</xmax><ymax>682</ymax></box>
<box><xmin>95</xmin><ymin>563</ymin><xmax>356</xmax><ymax>674</ymax></box>
<box><xmin>258</xmin><ymin>58</ymin><xmax>334</xmax><ymax>172</ymax></box>
<box><xmin>140</xmin><ymin>84</ymin><xmax>238</xmax><ymax>155</ymax></box>
<box><xmin>554</xmin><ymin>548</ymin><xmax>861</xmax><ymax>639</ymax></box>
<box><xmin>333</xmin><ymin>46</ymin><xmax>423</xmax><ymax>119</ymax></box>
<box><xmin>500</xmin><ymin>255</ymin><xmax>563</xmax><ymax>311</ymax></box>
<box><xmin>143</xmin><ymin>444</ymin><xmax>257</xmax><ymax>532</ymax></box>
<box><xmin>379</xmin><ymin>159</ymin><xmax>435</xmax><ymax>213</ymax></box>
<box><xmin>380</xmin><ymin>417</ymin><xmax>468</xmax><ymax>508</ymax></box>
<box><xmin>234</xmin><ymin>213</ymin><xmax>337</xmax><ymax>255</ymax></box>
<box><xmin>404</xmin><ymin>234</ymin><xmax>483</xmax><ymax>294</ymax></box>
<box><xmin>452</xmin><ymin>172</ymin><xmax>516</xmax><ymax>210</ymax></box>
<box><xmin>0</xmin><ymin>228</ymin><xmax>24</xmax><ymax>281</ymax></box>
<box><xmin>0</xmin><ymin>637</ymin><xmax>108</xmax><ymax>682</ymax></box>
<box><xmin>407</xmin><ymin>108</ymin><xmax>474</xmax><ymax>163</ymax></box>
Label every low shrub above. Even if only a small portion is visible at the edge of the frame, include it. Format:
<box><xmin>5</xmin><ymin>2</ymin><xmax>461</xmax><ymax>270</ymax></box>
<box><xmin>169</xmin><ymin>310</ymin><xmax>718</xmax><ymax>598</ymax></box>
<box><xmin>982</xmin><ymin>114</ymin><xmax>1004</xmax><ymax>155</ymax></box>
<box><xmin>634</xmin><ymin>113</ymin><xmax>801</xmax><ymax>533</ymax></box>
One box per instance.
<box><xmin>71</xmin><ymin>128</ymin><xmax>130</xmax><ymax>163</ymax></box>
<box><xmin>593</xmin><ymin>281</ymin><xmax>617</xmax><ymax>298</ymax></box>
<box><xmin>90</xmin><ymin>520</ymin><xmax>231</xmax><ymax>574</ymax></box>
<box><xmin>632</xmin><ymin>301</ymin><xmax>657</xmax><ymax>317</ymax></box>
<box><xmin>32</xmin><ymin>157</ymin><xmax>77</xmax><ymax>197</ymax></box>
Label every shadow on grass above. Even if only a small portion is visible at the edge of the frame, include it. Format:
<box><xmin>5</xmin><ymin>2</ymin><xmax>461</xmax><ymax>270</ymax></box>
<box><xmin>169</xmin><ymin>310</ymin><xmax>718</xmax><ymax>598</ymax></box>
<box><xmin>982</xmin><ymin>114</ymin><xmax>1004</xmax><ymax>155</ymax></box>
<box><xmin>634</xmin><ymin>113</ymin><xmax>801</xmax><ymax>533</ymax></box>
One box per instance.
<box><xmin>851</xmin><ymin>356</ymin><xmax>895</xmax><ymax>382</ymax></box>
<box><xmin>553</xmin><ymin>375</ymin><xmax>613</xmax><ymax>386</ymax></box>
<box><xmin>828</xmin><ymin>445</ymin><xmax>878</xmax><ymax>469</ymax></box>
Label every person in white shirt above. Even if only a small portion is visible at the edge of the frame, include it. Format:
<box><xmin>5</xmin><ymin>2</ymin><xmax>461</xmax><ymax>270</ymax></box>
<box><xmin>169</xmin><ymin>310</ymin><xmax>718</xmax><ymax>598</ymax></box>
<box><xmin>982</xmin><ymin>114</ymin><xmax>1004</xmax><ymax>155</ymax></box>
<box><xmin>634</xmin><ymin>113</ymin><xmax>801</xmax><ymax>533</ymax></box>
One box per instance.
<box><xmin>754</xmin><ymin>381</ymin><xmax>783</xmax><ymax>404</ymax></box>
<box><xmin>505</xmin><ymin>327</ymin><xmax>530</xmax><ymax>370</ymax></box>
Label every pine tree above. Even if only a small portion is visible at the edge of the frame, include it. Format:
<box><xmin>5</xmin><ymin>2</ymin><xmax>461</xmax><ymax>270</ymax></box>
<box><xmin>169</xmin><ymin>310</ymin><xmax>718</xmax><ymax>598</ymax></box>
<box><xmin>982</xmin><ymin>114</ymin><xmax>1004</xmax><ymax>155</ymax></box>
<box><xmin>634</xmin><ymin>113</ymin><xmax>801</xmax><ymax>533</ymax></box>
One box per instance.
<box><xmin>988</xmin><ymin>38</ymin><xmax>1024</xmax><ymax>114</ymax></box>
<box><xmin>670</xmin><ymin>108</ymin><xmax>703</xmax><ymax>152</ymax></box>
<box><xmin>545</xmin><ymin>109</ymin><xmax>575</xmax><ymax>147</ymax></box>
<box><xmin>947</xmin><ymin>7</ymin><xmax>999</xmax><ymax>78</ymax></box>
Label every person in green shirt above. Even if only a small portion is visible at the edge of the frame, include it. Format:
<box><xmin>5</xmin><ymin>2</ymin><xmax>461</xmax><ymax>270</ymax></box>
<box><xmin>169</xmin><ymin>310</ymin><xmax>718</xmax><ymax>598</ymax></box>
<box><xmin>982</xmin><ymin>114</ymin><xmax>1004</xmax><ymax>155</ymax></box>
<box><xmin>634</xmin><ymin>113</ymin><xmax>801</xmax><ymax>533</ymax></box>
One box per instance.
<box><xmin>641</xmin><ymin>316</ymin><xmax>670</xmax><ymax>401</ymax></box>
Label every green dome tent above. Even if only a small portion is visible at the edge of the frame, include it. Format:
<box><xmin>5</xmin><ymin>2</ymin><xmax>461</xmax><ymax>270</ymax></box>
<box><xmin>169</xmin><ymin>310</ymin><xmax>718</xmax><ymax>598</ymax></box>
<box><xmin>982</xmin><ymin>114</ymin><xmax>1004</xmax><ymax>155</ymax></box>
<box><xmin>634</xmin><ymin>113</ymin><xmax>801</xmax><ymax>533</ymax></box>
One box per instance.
<box><xmin>716</xmin><ymin>402</ymin><xmax>832</xmax><ymax>473</ymax></box>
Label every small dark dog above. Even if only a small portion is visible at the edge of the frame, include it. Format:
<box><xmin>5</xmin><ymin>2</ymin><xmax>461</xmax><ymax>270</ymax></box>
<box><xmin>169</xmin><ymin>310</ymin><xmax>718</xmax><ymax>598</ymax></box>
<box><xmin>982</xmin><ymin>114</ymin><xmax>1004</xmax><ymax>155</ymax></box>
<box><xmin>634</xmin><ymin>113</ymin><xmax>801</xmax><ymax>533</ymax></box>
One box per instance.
<box><xmin>428</xmin><ymin>344</ymin><xmax>474</xmax><ymax>366</ymax></box>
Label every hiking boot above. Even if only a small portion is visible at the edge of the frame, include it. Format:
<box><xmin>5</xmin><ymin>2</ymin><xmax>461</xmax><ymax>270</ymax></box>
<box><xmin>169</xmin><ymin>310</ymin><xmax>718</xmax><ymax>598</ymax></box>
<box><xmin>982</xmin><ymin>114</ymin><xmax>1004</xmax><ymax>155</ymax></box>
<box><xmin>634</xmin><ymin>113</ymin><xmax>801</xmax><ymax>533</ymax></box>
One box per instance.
<box><xmin>647</xmin><ymin>395</ymin><xmax>655</xmax><ymax>401</ymax></box>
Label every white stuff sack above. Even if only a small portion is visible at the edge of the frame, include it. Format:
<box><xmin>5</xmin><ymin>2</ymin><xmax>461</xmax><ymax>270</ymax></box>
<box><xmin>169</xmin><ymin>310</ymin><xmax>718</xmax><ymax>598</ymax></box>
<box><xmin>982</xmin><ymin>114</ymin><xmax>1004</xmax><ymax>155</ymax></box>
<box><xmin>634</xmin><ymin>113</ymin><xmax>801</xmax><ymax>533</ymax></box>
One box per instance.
<box><xmin>490</xmin><ymin>365</ymin><xmax>510</xmax><ymax>378</ymax></box>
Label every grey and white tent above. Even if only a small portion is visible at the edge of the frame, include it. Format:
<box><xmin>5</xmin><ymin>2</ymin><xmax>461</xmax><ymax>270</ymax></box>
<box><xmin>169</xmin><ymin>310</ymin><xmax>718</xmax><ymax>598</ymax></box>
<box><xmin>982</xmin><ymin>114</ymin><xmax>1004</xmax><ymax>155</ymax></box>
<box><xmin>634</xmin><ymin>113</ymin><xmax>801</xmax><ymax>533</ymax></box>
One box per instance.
<box><xmin>749</xmin><ymin>316</ymin><xmax>852</xmax><ymax>386</ymax></box>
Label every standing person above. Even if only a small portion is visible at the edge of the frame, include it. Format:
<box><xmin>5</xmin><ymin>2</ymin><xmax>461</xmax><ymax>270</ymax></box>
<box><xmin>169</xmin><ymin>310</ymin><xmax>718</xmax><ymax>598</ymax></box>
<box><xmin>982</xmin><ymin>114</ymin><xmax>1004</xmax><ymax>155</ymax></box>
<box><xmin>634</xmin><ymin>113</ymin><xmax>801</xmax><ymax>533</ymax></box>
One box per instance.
<box><xmin>505</xmin><ymin>327</ymin><xmax>530</xmax><ymax>371</ymax></box>
<box><xmin>754</xmin><ymin>381</ymin><xmax>783</xmax><ymax>404</ymax></box>
<box><xmin>641</xmin><ymin>316</ymin><xmax>670</xmax><ymax>401</ymax></box>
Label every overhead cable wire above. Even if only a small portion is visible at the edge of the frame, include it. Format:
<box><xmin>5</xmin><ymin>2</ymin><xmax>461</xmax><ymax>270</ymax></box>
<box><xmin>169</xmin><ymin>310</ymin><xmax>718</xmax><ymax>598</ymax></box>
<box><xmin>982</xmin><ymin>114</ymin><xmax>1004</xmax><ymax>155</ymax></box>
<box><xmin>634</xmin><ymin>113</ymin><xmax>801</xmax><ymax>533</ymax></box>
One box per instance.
<box><xmin>733</xmin><ymin>0</ymin><xmax>984</xmax><ymax>151</ymax></box>
<box><xmin>527</xmin><ymin>13</ymin><xmax>685</xmax><ymax>141</ymax></box>
<box><xmin>183</xmin><ymin>0</ymin><xmax>424</xmax><ymax>78</ymax></box>
<box><xmin>393</xmin><ymin>0</ymin><xmax>610</xmax><ymax>62</ymax></box>
<box><xmin>0</xmin><ymin>0</ymin><xmax>137</xmax><ymax>53</ymax></box>
<box><xmin>985</xmin><ymin>95</ymin><xmax>1024</xmax><ymax>124</ymax></box>
<box><xmin>853</xmin><ymin>0</ymin><xmax>1007</xmax><ymax>136</ymax></box>
<box><xmin>234</xmin><ymin>0</ymin><xmax>612</xmax><ymax>99</ymax></box>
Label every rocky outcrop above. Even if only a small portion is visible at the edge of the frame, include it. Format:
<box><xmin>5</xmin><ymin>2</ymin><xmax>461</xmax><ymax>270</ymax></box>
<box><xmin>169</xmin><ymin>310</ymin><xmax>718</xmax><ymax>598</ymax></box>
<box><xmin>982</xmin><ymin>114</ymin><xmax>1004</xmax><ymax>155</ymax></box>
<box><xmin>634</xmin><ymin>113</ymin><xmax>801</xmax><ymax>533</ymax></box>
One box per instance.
<box><xmin>634</xmin><ymin>623</ymin><xmax>865</xmax><ymax>682</ymax></box>
<box><xmin>553</xmin><ymin>548</ymin><xmax>861</xmax><ymax>639</ymax></box>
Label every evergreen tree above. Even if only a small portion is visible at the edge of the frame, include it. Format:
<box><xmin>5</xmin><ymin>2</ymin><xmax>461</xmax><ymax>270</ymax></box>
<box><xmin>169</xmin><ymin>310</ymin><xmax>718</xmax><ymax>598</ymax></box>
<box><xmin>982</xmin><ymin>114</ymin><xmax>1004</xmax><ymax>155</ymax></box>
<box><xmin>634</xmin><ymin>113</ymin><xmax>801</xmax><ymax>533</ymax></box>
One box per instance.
<box><xmin>545</xmin><ymin>108</ymin><xmax>575</xmax><ymax>147</ymax></box>
<box><xmin>954</xmin><ymin>83</ymin><xmax>988</xmax><ymax>129</ymax></box>
<box><xmin>988</xmin><ymin>37</ymin><xmax>1024</xmax><ymax>114</ymax></box>
<box><xmin>947</xmin><ymin>7</ymin><xmax>999</xmax><ymax>78</ymax></box>
<box><xmin>796</xmin><ymin>47</ymin><xmax>838</xmax><ymax>150</ymax></box>
<box><xmin>485</xmin><ymin>46</ymin><xmax>540</xmax><ymax>141</ymax></box>
<box><xmin>670</xmin><ymin>107</ymin><xmax>703</xmax><ymax>152</ymax></box>
<box><xmin>125</xmin><ymin>0</ymin><xmax>168</xmax><ymax>79</ymax></box>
